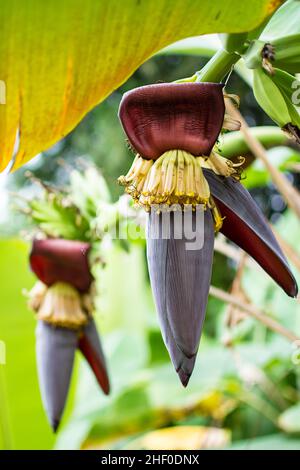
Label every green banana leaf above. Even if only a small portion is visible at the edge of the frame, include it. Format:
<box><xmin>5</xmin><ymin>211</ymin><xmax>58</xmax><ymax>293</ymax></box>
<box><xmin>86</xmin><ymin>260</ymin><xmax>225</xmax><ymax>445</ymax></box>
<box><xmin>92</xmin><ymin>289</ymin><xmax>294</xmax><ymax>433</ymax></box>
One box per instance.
<box><xmin>159</xmin><ymin>35</ymin><xmax>220</xmax><ymax>57</ymax></box>
<box><xmin>260</xmin><ymin>0</ymin><xmax>300</xmax><ymax>41</ymax></box>
<box><xmin>0</xmin><ymin>0</ymin><xmax>280</xmax><ymax>172</ymax></box>
<box><xmin>0</xmin><ymin>238</ymin><xmax>82</xmax><ymax>449</ymax></box>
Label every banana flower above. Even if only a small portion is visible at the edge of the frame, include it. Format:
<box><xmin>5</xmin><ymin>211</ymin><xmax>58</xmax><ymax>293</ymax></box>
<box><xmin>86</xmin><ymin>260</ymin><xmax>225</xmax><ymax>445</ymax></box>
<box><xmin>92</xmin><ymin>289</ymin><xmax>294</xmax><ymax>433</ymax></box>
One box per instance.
<box><xmin>118</xmin><ymin>82</ymin><xmax>298</xmax><ymax>386</ymax></box>
<box><xmin>28</xmin><ymin>238</ymin><xmax>110</xmax><ymax>431</ymax></box>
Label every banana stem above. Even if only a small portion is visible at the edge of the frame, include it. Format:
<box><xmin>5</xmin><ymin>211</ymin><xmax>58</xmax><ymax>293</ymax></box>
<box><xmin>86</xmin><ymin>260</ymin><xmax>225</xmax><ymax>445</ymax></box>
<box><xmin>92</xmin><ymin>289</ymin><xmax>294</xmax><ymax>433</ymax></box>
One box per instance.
<box><xmin>195</xmin><ymin>48</ymin><xmax>240</xmax><ymax>83</ymax></box>
<box><xmin>210</xmin><ymin>285</ymin><xmax>300</xmax><ymax>343</ymax></box>
<box><xmin>219</xmin><ymin>126</ymin><xmax>289</xmax><ymax>159</ymax></box>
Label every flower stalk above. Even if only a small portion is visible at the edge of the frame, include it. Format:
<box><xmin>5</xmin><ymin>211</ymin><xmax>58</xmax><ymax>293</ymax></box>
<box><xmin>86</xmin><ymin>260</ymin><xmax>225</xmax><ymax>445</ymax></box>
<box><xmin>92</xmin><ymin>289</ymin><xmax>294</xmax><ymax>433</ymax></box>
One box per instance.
<box><xmin>195</xmin><ymin>48</ymin><xmax>240</xmax><ymax>83</ymax></box>
<box><xmin>210</xmin><ymin>286</ymin><xmax>300</xmax><ymax>343</ymax></box>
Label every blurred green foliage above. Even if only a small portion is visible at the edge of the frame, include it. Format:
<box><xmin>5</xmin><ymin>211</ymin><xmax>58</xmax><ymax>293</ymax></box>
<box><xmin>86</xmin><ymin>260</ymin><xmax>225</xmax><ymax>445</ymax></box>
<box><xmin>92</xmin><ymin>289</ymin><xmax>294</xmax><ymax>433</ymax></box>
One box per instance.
<box><xmin>0</xmin><ymin>240</ymin><xmax>54</xmax><ymax>449</ymax></box>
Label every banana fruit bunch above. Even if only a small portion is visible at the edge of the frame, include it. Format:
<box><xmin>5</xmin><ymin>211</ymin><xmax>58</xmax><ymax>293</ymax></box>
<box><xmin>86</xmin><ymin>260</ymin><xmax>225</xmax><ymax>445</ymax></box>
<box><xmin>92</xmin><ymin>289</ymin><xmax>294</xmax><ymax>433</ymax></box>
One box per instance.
<box><xmin>253</xmin><ymin>67</ymin><xmax>300</xmax><ymax>141</ymax></box>
<box><xmin>244</xmin><ymin>0</ymin><xmax>300</xmax><ymax>74</ymax></box>
<box><xmin>241</xmin><ymin>0</ymin><xmax>300</xmax><ymax>142</ymax></box>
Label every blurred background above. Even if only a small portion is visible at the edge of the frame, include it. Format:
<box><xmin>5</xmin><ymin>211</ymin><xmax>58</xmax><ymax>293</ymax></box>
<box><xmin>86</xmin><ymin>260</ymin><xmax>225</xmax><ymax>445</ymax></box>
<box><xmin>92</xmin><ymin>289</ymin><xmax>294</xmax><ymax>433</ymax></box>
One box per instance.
<box><xmin>1</xmin><ymin>35</ymin><xmax>300</xmax><ymax>450</ymax></box>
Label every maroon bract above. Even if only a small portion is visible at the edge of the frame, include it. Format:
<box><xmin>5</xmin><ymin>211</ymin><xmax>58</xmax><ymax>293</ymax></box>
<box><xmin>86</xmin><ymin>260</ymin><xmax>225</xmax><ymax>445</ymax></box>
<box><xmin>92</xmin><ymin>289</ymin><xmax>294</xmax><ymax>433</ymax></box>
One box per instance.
<box><xmin>30</xmin><ymin>238</ymin><xmax>93</xmax><ymax>293</ymax></box>
<box><xmin>79</xmin><ymin>319</ymin><xmax>110</xmax><ymax>395</ymax></box>
<box><xmin>36</xmin><ymin>318</ymin><xmax>110</xmax><ymax>432</ymax></box>
<box><xmin>203</xmin><ymin>169</ymin><xmax>297</xmax><ymax>298</ymax></box>
<box><xmin>118</xmin><ymin>83</ymin><xmax>240</xmax><ymax>211</ymax></box>
<box><xmin>119</xmin><ymin>82</ymin><xmax>225</xmax><ymax>159</ymax></box>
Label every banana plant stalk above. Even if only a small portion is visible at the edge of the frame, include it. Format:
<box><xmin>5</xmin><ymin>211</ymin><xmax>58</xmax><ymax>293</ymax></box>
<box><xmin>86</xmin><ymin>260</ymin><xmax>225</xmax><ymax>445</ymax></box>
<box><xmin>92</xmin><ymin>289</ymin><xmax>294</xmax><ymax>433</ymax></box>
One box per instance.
<box><xmin>28</xmin><ymin>238</ymin><xmax>110</xmax><ymax>432</ymax></box>
<box><xmin>118</xmin><ymin>82</ymin><xmax>298</xmax><ymax>386</ymax></box>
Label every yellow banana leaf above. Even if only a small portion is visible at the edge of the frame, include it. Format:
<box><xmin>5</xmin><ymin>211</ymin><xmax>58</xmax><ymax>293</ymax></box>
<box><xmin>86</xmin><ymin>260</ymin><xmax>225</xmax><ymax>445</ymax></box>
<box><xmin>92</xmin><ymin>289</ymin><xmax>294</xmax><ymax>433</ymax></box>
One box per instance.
<box><xmin>125</xmin><ymin>426</ymin><xmax>231</xmax><ymax>450</ymax></box>
<box><xmin>0</xmin><ymin>0</ymin><xmax>281</xmax><ymax>171</ymax></box>
<box><xmin>83</xmin><ymin>426</ymin><xmax>231</xmax><ymax>450</ymax></box>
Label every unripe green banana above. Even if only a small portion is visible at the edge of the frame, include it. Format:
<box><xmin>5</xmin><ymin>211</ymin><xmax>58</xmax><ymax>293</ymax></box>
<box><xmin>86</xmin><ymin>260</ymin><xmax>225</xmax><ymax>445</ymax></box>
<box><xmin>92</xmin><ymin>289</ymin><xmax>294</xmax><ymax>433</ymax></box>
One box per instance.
<box><xmin>253</xmin><ymin>68</ymin><xmax>291</xmax><ymax>126</ymax></box>
<box><xmin>243</xmin><ymin>34</ymin><xmax>300</xmax><ymax>75</ymax></box>
<box><xmin>243</xmin><ymin>1</ymin><xmax>300</xmax><ymax>74</ymax></box>
<box><xmin>271</xmin><ymin>68</ymin><xmax>300</xmax><ymax>127</ymax></box>
<box><xmin>267</xmin><ymin>35</ymin><xmax>300</xmax><ymax>74</ymax></box>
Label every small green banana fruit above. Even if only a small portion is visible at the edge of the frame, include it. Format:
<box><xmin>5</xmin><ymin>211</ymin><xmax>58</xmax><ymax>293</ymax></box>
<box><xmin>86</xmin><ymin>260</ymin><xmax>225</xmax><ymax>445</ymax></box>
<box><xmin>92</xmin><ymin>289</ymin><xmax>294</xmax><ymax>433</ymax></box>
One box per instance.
<box><xmin>271</xmin><ymin>68</ymin><xmax>300</xmax><ymax>125</ymax></box>
<box><xmin>243</xmin><ymin>1</ymin><xmax>300</xmax><ymax>74</ymax></box>
<box><xmin>270</xmin><ymin>35</ymin><xmax>300</xmax><ymax>73</ymax></box>
<box><xmin>244</xmin><ymin>36</ymin><xmax>300</xmax><ymax>75</ymax></box>
<box><xmin>253</xmin><ymin>67</ymin><xmax>300</xmax><ymax>142</ymax></box>
<box><xmin>253</xmin><ymin>67</ymin><xmax>290</xmax><ymax>125</ymax></box>
<box><xmin>272</xmin><ymin>68</ymin><xmax>300</xmax><ymax>139</ymax></box>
